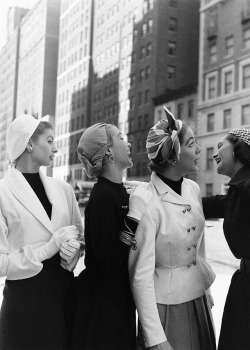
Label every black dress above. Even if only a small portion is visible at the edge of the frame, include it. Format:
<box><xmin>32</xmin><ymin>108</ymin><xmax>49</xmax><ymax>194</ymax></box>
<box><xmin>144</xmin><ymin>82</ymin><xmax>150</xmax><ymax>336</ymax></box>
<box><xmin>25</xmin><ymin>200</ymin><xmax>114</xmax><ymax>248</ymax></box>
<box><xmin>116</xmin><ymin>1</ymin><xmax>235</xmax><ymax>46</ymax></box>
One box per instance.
<box><xmin>202</xmin><ymin>167</ymin><xmax>250</xmax><ymax>350</ymax></box>
<box><xmin>71</xmin><ymin>176</ymin><xmax>136</xmax><ymax>350</ymax></box>
<box><xmin>0</xmin><ymin>173</ymin><xmax>74</xmax><ymax>350</ymax></box>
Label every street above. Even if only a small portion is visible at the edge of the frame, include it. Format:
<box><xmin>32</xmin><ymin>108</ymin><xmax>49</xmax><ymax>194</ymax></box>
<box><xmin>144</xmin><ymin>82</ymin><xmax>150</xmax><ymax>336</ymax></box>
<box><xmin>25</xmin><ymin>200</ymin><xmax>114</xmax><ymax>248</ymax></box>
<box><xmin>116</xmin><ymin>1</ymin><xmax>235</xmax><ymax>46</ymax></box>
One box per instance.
<box><xmin>0</xmin><ymin>219</ymin><xmax>239</xmax><ymax>345</ymax></box>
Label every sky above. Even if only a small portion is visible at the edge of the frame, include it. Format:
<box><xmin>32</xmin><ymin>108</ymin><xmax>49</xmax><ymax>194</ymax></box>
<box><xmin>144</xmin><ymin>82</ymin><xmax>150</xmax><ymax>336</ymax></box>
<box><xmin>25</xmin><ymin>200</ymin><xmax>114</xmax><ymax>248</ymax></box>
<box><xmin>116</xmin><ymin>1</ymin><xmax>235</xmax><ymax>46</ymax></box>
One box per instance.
<box><xmin>0</xmin><ymin>0</ymin><xmax>37</xmax><ymax>49</ymax></box>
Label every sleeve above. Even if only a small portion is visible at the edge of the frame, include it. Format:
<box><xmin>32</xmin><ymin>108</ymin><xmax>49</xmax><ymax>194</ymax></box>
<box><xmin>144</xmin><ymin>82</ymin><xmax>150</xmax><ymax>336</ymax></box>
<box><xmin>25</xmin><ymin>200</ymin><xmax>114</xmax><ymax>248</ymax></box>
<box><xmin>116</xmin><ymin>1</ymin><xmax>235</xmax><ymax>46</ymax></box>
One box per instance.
<box><xmin>60</xmin><ymin>184</ymin><xmax>84</xmax><ymax>271</ymax></box>
<box><xmin>0</xmin><ymin>212</ymin><xmax>43</xmax><ymax>280</ymax></box>
<box><xmin>88</xmin><ymin>193</ymin><xmax>131</xmax><ymax>273</ymax></box>
<box><xmin>202</xmin><ymin>195</ymin><xmax>226</xmax><ymax>219</ymax></box>
<box><xmin>128</xmin><ymin>210</ymin><xmax>167</xmax><ymax>348</ymax></box>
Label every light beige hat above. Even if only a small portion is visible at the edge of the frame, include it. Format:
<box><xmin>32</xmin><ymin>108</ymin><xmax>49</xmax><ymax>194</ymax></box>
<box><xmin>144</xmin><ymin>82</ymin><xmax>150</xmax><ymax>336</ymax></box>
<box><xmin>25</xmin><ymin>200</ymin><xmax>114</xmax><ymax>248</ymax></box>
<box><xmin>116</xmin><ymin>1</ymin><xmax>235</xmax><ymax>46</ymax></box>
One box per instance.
<box><xmin>6</xmin><ymin>114</ymin><xmax>40</xmax><ymax>163</ymax></box>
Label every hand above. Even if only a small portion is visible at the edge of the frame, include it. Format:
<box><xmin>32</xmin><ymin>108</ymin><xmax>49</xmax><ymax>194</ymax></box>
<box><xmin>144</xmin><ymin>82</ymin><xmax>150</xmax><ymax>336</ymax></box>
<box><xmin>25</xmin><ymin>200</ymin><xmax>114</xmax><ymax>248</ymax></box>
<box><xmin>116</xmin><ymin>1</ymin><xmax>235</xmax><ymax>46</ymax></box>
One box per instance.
<box><xmin>127</xmin><ymin>185</ymin><xmax>152</xmax><ymax>221</ymax></box>
<box><xmin>53</xmin><ymin>225</ymin><xmax>79</xmax><ymax>248</ymax></box>
<box><xmin>60</xmin><ymin>239</ymin><xmax>81</xmax><ymax>263</ymax></box>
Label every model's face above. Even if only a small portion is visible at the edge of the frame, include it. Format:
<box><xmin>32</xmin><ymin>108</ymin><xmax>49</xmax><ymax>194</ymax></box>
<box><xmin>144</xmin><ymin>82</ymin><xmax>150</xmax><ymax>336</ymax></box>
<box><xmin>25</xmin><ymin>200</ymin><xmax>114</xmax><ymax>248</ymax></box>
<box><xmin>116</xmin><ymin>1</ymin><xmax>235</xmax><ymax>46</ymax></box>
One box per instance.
<box><xmin>178</xmin><ymin>127</ymin><xmax>201</xmax><ymax>174</ymax></box>
<box><xmin>108</xmin><ymin>126</ymin><xmax>133</xmax><ymax>170</ymax></box>
<box><xmin>213</xmin><ymin>135</ymin><xmax>236</xmax><ymax>177</ymax></box>
<box><xmin>31</xmin><ymin>128</ymin><xmax>57</xmax><ymax>168</ymax></box>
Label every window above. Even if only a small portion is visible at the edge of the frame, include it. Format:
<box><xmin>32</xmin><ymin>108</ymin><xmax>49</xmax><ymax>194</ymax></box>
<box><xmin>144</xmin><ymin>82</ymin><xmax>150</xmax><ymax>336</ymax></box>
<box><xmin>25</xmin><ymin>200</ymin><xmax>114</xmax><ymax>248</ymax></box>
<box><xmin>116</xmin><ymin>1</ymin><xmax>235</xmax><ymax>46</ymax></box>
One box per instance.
<box><xmin>139</xmin><ymin>69</ymin><xmax>145</xmax><ymax>82</ymax></box>
<box><xmin>206</xmin><ymin>183</ymin><xmax>213</xmax><ymax>196</ymax></box>
<box><xmin>169</xmin><ymin>17</ymin><xmax>177</xmax><ymax>31</ymax></box>
<box><xmin>188</xmin><ymin>100</ymin><xmax>194</xmax><ymax>118</ymax></box>
<box><xmin>206</xmin><ymin>148</ymin><xmax>214</xmax><ymax>170</ymax></box>
<box><xmin>209</xmin><ymin>43</ymin><xmax>217</xmax><ymax>63</ymax></box>
<box><xmin>145</xmin><ymin>90</ymin><xmax>149</xmax><ymax>104</ymax></box>
<box><xmin>131</xmin><ymin>74</ymin><xmax>136</xmax><ymax>87</ymax></box>
<box><xmin>241</xmin><ymin>104</ymin><xmax>250</xmax><ymax>125</ymax></box>
<box><xmin>142</xmin><ymin>23</ymin><xmax>147</xmax><ymax>36</ymax></box>
<box><xmin>138</xmin><ymin>93</ymin><xmax>143</xmax><ymax>106</ymax></box>
<box><xmin>138</xmin><ymin>115</ymin><xmax>143</xmax><ymax>129</ymax></box>
<box><xmin>167</xmin><ymin>65</ymin><xmax>176</xmax><ymax>79</ymax></box>
<box><xmin>207</xmin><ymin>113</ymin><xmax>214</xmax><ymax>132</ymax></box>
<box><xmin>225</xmin><ymin>35</ymin><xmax>234</xmax><ymax>56</ymax></box>
<box><xmin>140</xmin><ymin>46</ymin><xmax>146</xmax><ymax>60</ymax></box>
<box><xmin>148</xmin><ymin>19</ymin><xmax>153</xmax><ymax>33</ymax></box>
<box><xmin>168</xmin><ymin>41</ymin><xmax>176</xmax><ymax>55</ymax></box>
<box><xmin>208</xmin><ymin>76</ymin><xmax>216</xmax><ymax>99</ymax></box>
<box><xmin>223</xmin><ymin>109</ymin><xmax>231</xmax><ymax>129</ymax></box>
<box><xmin>224</xmin><ymin>70</ymin><xmax>233</xmax><ymax>94</ymax></box>
<box><xmin>130</xmin><ymin>96</ymin><xmax>135</xmax><ymax>110</ymax></box>
<box><xmin>146</xmin><ymin>43</ymin><xmax>152</xmax><ymax>56</ymax></box>
<box><xmin>243</xmin><ymin>28</ymin><xmax>250</xmax><ymax>49</ymax></box>
<box><xmin>145</xmin><ymin>66</ymin><xmax>151</xmax><ymax>80</ymax></box>
<box><xmin>243</xmin><ymin>64</ymin><xmax>250</xmax><ymax>88</ymax></box>
<box><xmin>177</xmin><ymin>103</ymin><xmax>183</xmax><ymax>119</ymax></box>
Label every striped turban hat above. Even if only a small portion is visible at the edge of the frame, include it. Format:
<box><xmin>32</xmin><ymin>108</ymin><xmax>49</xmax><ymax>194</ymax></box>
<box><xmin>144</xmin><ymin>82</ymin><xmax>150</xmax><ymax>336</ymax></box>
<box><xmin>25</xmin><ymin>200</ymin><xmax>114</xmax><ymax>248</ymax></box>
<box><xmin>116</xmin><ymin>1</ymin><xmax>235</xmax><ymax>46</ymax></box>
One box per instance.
<box><xmin>146</xmin><ymin>106</ymin><xmax>183</xmax><ymax>164</ymax></box>
<box><xmin>228</xmin><ymin>128</ymin><xmax>250</xmax><ymax>146</ymax></box>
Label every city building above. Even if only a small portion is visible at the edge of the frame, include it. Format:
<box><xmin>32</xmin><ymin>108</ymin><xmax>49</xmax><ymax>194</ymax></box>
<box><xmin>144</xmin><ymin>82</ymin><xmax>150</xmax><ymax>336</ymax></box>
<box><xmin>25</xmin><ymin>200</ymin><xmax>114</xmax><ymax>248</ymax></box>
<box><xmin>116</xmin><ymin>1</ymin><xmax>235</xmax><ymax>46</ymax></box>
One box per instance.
<box><xmin>53</xmin><ymin>0</ymin><xmax>200</xmax><ymax>185</ymax></box>
<box><xmin>16</xmin><ymin>0</ymin><xmax>60</xmax><ymax>120</ymax></box>
<box><xmin>197</xmin><ymin>0</ymin><xmax>250</xmax><ymax>196</ymax></box>
<box><xmin>0</xmin><ymin>7</ymin><xmax>28</xmax><ymax>178</ymax></box>
<box><xmin>127</xmin><ymin>0</ymin><xmax>200</xmax><ymax>180</ymax></box>
<box><xmin>53</xmin><ymin>0</ymin><xmax>94</xmax><ymax>185</ymax></box>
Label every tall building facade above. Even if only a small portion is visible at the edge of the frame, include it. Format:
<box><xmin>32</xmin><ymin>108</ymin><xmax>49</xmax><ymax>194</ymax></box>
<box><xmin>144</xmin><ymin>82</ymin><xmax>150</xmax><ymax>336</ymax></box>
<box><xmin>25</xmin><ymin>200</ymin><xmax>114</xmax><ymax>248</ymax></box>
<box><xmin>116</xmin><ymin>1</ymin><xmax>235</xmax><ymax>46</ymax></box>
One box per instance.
<box><xmin>197</xmin><ymin>0</ymin><xmax>250</xmax><ymax>196</ymax></box>
<box><xmin>16</xmin><ymin>0</ymin><xmax>60</xmax><ymax>119</ymax></box>
<box><xmin>127</xmin><ymin>0</ymin><xmax>200</xmax><ymax>180</ymax></box>
<box><xmin>53</xmin><ymin>0</ymin><xmax>200</xmax><ymax>186</ymax></box>
<box><xmin>53</xmin><ymin>0</ymin><xmax>94</xmax><ymax>184</ymax></box>
<box><xmin>0</xmin><ymin>7</ymin><xmax>28</xmax><ymax>178</ymax></box>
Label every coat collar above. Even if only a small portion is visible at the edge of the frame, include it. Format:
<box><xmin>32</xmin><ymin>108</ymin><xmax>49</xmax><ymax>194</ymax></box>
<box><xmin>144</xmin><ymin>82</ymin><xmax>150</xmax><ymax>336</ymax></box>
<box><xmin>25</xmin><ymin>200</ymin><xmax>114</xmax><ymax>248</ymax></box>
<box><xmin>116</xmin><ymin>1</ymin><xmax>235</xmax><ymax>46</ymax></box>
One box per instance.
<box><xmin>228</xmin><ymin>166</ymin><xmax>250</xmax><ymax>188</ymax></box>
<box><xmin>5</xmin><ymin>168</ymin><xmax>56</xmax><ymax>233</ymax></box>
<box><xmin>151</xmin><ymin>172</ymin><xmax>191</xmax><ymax>206</ymax></box>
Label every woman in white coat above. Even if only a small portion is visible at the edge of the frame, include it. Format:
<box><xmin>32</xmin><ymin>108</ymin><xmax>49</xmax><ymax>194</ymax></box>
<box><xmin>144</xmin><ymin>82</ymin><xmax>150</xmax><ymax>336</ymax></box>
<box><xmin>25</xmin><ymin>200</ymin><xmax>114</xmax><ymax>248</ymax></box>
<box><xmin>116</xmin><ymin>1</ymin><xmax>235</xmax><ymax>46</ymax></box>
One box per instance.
<box><xmin>0</xmin><ymin>114</ymin><xmax>83</xmax><ymax>350</ymax></box>
<box><xmin>129</xmin><ymin>108</ymin><xmax>216</xmax><ymax>350</ymax></box>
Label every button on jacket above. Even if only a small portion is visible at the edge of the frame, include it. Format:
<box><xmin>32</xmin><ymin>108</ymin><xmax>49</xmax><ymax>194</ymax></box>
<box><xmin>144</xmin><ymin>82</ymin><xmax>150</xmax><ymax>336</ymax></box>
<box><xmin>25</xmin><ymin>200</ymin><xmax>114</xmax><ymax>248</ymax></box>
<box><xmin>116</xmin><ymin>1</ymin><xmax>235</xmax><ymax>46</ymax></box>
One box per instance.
<box><xmin>129</xmin><ymin>173</ymin><xmax>215</xmax><ymax>347</ymax></box>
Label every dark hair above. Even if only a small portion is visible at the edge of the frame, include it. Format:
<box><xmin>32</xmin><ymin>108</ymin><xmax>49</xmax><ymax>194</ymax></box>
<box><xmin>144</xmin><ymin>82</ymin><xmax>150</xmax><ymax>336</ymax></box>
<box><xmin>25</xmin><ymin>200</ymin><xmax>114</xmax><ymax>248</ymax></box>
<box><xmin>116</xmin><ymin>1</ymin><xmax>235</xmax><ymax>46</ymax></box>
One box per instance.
<box><xmin>226</xmin><ymin>134</ymin><xmax>250</xmax><ymax>168</ymax></box>
<box><xmin>148</xmin><ymin>122</ymin><xmax>191</xmax><ymax>172</ymax></box>
<box><xmin>31</xmin><ymin>121</ymin><xmax>53</xmax><ymax>141</ymax></box>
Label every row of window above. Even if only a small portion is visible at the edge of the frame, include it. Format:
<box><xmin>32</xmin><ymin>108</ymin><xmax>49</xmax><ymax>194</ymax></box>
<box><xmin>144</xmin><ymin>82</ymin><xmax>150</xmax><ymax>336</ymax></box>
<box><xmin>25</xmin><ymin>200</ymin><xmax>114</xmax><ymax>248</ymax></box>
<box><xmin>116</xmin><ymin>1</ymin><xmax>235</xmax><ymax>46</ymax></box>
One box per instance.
<box><xmin>130</xmin><ymin>90</ymin><xmax>150</xmax><ymax>109</ymax></box>
<box><xmin>129</xmin><ymin>113</ymin><xmax>149</xmax><ymax>133</ymax></box>
<box><xmin>206</xmin><ymin>104</ymin><xmax>250</xmax><ymax>132</ymax></box>
<box><xmin>56</xmin><ymin>114</ymin><xmax>85</xmax><ymax>136</ymax></box>
<box><xmin>208</xmin><ymin>28</ymin><xmax>250</xmax><ymax>64</ymax></box>
<box><xmin>206</xmin><ymin>61</ymin><xmax>250</xmax><ymax>100</ymax></box>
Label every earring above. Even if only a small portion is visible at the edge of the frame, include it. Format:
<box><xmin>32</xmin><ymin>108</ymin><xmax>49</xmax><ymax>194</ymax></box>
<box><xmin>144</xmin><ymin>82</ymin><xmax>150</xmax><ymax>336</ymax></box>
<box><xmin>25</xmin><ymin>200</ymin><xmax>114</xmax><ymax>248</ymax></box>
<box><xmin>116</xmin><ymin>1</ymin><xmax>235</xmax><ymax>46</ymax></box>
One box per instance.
<box><xmin>26</xmin><ymin>145</ymin><xmax>33</xmax><ymax>152</ymax></box>
<box><xmin>109</xmin><ymin>155</ymin><xmax>114</xmax><ymax>163</ymax></box>
<box><xmin>172</xmin><ymin>160</ymin><xmax>177</xmax><ymax>166</ymax></box>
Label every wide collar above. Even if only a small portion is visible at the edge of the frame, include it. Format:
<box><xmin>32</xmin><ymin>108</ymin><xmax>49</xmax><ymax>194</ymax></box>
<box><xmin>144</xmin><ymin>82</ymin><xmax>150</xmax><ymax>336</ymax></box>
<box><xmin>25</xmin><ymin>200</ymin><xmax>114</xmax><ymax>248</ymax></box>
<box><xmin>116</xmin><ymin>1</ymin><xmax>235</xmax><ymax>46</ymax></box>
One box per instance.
<box><xmin>228</xmin><ymin>166</ymin><xmax>250</xmax><ymax>188</ymax></box>
<box><xmin>151</xmin><ymin>172</ymin><xmax>191</xmax><ymax>206</ymax></box>
<box><xmin>5</xmin><ymin>167</ymin><xmax>62</xmax><ymax>233</ymax></box>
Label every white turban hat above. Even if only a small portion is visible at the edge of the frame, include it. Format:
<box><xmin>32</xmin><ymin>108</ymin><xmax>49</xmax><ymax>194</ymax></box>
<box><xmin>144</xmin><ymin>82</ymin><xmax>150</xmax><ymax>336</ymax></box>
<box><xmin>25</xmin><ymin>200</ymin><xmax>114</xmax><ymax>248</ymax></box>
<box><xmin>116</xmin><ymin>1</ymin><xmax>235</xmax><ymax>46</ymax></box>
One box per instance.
<box><xmin>6</xmin><ymin>114</ymin><xmax>40</xmax><ymax>163</ymax></box>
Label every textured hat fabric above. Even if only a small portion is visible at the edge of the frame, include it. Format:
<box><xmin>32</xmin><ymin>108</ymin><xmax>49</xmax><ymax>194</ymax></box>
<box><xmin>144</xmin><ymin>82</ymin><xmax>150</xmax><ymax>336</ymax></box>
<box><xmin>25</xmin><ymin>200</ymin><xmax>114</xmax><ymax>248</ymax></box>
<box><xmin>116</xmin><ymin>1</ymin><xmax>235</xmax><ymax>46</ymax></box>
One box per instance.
<box><xmin>6</xmin><ymin>114</ymin><xmax>40</xmax><ymax>163</ymax></box>
<box><xmin>228</xmin><ymin>128</ymin><xmax>250</xmax><ymax>146</ymax></box>
<box><xmin>146</xmin><ymin>106</ymin><xmax>183</xmax><ymax>164</ymax></box>
<box><xmin>77</xmin><ymin>123</ymin><xmax>109</xmax><ymax>178</ymax></box>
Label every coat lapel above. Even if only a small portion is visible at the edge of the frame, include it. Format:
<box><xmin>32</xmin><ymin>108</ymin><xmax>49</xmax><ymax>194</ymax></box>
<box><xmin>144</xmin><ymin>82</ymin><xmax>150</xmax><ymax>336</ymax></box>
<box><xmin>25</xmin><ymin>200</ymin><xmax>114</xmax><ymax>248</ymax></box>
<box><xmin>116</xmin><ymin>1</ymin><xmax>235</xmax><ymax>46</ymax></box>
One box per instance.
<box><xmin>151</xmin><ymin>173</ymin><xmax>190</xmax><ymax>206</ymax></box>
<box><xmin>5</xmin><ymin>168</ymin><xmax>54</xmax><ymax>233</ymax></box>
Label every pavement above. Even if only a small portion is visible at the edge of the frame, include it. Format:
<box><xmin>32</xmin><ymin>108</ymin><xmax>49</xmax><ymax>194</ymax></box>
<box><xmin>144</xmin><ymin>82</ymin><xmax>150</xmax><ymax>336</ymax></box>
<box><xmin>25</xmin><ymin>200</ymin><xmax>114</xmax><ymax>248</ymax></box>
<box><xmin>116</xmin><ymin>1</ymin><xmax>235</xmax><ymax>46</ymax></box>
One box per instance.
<box><xmin>0</xmin><ymin>219</ymin><xmax>239</xmax><ymax>345</ymax></box>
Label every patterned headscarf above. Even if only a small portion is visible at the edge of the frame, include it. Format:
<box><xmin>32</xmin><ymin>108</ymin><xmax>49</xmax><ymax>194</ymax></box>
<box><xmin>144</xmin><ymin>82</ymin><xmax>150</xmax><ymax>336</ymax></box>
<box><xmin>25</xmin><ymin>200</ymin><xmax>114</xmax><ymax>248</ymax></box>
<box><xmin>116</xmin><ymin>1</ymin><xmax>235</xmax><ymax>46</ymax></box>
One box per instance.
<box><xmin>77</xmin><ymin>123</ymin><xmax>109</xmax><ymax>178</ymax></box>
<box><xmin>228</xmin><ymin>128</ymin><xmax>250</xmax><ymax>146</ymax></box>
<box><xmin>146</xmin><ymin>106</ymin><xmax>183</xmax><ymax>164</ymax></box>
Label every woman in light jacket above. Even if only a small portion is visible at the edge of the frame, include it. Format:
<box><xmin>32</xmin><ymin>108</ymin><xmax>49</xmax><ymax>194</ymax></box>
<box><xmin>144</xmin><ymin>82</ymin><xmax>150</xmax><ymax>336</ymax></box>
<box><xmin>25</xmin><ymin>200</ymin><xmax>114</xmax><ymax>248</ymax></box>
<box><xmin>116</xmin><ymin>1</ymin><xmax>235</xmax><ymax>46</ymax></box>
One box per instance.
<box><xmin>0</xmin><ymin>114</ymin><xmax>83</xmax><ymax>350</ymax></box>
<box><xmin>129</xmin><ymin>107</ymin><xmax>216</xmax><ymax>350</ymax></box>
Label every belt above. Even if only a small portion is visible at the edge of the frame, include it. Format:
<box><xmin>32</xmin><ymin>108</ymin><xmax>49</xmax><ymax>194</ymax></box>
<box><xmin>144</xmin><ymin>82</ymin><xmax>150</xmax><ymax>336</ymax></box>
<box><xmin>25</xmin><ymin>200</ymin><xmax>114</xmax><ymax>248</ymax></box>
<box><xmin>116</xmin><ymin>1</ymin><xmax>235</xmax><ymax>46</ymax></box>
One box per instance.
<box><xmin>240</xmin><ymin>259</ymin><xmax>250</xmax><ymax>273</ymax></box>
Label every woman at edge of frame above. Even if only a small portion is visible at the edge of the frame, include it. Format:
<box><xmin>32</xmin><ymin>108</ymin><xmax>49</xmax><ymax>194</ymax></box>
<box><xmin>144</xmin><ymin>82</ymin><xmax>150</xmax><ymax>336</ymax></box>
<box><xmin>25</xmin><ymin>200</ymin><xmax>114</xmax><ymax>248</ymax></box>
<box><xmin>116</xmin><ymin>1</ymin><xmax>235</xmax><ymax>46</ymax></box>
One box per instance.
<box><xmin>202</xmin><ymin>128</ymin><xmax>250</xmax><ymax>350</ymax></box>
<box><xmin>70</xmin><ymin>122</ymin><xmax>151</xmax><ymax>350</ymax></box>
<box><xmin>128</xmin><ymin>107</ymin><xmax>216</xmax><ymax>350</ymax></box>
<box><xmin>0</xmin><ymin>114</ymin><xmax>84</xmax><ymax>350</ymax></box>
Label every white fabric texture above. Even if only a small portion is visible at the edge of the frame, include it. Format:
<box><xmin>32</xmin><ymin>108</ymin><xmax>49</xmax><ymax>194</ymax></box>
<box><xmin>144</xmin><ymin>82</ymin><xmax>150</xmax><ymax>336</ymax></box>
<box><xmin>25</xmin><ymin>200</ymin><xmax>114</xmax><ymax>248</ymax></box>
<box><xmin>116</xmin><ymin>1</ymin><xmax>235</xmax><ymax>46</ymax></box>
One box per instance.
<box><xmin>6</xmin><ymin>114</ymin><xmax>40</xmax><ymax>163</ymax></box>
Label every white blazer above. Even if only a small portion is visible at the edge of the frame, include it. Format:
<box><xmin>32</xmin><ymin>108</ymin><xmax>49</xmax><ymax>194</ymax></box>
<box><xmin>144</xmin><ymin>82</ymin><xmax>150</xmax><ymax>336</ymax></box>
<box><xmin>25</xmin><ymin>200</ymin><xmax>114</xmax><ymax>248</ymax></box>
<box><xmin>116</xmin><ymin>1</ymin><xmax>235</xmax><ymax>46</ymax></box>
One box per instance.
<box><xmin>128</xmin><ymin>173</ymin><xmax>215</xmax><ymax>347</ymax></box>
<box><xmin>0</xmin><ymin>168</ymin><xmax>84</xmax><ymax>280</ymax></box>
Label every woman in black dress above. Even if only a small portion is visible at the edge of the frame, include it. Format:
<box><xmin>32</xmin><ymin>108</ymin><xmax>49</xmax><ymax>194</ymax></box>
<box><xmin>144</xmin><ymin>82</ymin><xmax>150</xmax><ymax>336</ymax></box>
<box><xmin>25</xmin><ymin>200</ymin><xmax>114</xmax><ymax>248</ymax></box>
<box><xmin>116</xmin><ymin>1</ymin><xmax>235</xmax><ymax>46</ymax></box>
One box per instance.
<box><xmin>71</xmin><ymin>122</ymin><xmax>151</xmax><ymax>350</ymax></box>
<box><xmin>0</xmin><ymin>114</ymin><xmax>83</xmax><ymax>350</ymax></box>
<box><xmin>202</xmin><ymin>128</ymin><xmax>250</xmax><ymax>350</ymax></box>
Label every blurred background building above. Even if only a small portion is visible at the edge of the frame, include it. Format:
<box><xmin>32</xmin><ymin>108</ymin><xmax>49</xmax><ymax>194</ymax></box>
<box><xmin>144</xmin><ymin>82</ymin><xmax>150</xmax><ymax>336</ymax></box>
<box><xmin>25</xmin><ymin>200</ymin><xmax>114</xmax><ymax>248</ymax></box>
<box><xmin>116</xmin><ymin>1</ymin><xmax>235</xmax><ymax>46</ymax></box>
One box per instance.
<box><xmin>0</xmin><ymin>0</ymin><xmax>249</xmax><ymax>195</ymax></box>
